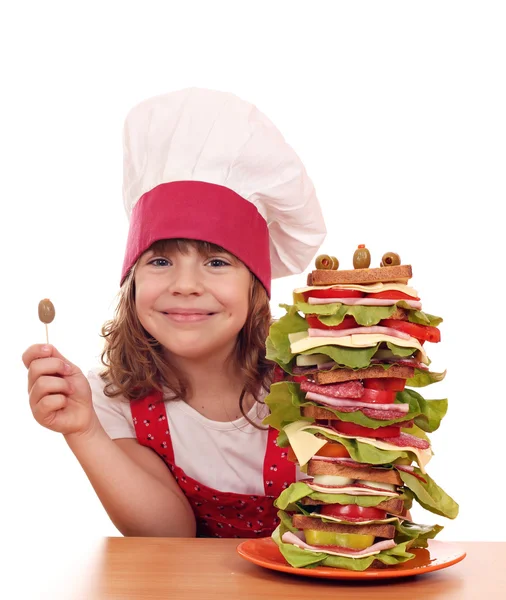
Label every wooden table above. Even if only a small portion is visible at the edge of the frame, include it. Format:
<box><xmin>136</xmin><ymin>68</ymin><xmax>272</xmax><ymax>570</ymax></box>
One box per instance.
<box><xmin>22</xmin><ymin>538</ymin><xmax>506</xmax><ymax>599</ymax></box>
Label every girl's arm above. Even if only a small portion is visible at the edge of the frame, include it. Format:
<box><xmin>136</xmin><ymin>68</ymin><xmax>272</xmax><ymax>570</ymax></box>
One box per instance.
<box><xmin>23</xmin><ymin>344</ymin><xmax>196</xmax><ymax>538</ymax></box>
<box><xmin>65</xmin><ymin>427</ymin><xmax>196</xmax><ymax>537</ymax></box>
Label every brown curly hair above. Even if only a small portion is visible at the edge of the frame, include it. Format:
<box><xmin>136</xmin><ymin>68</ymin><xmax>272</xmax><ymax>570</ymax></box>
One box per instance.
<box><xmin>99</xmin><ymin>239</ymin><xmax>275</xmax><ymax>422</ymax></box>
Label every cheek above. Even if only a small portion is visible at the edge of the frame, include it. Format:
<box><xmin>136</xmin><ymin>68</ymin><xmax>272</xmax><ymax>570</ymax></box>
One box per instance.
<box><xmin>220</xmin><ymin>285</ymin><xmax>250</xmax><ymax>320</ymax></box>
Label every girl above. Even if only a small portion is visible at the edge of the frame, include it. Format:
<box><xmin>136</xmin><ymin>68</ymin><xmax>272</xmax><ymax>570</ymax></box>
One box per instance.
<box><xmin>22</xmin><ymin>88</ymin><xmax>326</xmax><ymax>538</ymax></box>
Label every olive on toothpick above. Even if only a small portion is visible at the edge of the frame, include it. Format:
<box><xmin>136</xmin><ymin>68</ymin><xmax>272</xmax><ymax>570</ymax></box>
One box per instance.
<box><xmin>38</xmin><ymin>299</ymin><xmax>55</xmax><ymax>345</ymax></box>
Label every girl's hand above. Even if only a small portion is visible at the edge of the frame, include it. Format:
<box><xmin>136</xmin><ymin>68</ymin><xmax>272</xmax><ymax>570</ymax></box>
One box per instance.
<box><xmin>22</xmin><ymin>344</ymin><xmax>99</xmax><ymax>438</ymax></box>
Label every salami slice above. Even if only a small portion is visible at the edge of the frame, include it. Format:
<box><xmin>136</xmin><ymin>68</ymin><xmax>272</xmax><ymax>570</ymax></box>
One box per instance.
<box><xmin>382</xmin><ymin>432</ymin><xmax>430</xmax><ymax>449</ymax></box>
<box><xmin>300</xmin><ymin>380</ymin><xmax>364</xmax><ymax>398</ymax></box>
<box><xmin>311</xmin><ymin>404</ymin><xmax>411</xmax><ymax>422</ymax></box>
<box><xmin>361</xmin><ymin>408</ymin><xmax>412</xmax><ymax>421</ymax></box>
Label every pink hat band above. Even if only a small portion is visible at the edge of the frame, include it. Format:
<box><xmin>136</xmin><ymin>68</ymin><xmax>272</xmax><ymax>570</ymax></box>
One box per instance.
<box><xmin>121</xmin><ymin>181</ymin><xmax>272</xmax><ymax>296</ymax></box>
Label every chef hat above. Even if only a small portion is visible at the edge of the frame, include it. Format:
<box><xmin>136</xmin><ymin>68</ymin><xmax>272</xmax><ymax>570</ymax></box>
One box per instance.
<box><xmin>121</xmin><ymin>87</ymin><xmax>326</xmax><ymax>296</ymax></box>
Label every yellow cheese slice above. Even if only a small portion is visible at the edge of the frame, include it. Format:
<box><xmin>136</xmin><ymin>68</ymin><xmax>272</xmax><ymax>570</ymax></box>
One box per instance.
<box><xmin>285</xmin><ymin>421</ymin><xmax>433</xmax><ymax>473</ymax></box>
<box><xmin>294</xmin><ymin>282</ymin><xmax>419</xmax><ymax>299</ymax></box>
<box><xmin>289</xmin><ymin>332</ymin><xmax>428</xmax><ymax>364</ymax></box>
<box><xmin>285</xmin><ymin>421</ymin><xmax>327</xmax><ymax>465</ymax></box>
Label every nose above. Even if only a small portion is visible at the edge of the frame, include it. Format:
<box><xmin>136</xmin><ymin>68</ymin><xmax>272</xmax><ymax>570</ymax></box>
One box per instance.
<box><xmin>167</xmin><ymin>262</ymin><xmax>204</xmax><ymax>296</ymax></box>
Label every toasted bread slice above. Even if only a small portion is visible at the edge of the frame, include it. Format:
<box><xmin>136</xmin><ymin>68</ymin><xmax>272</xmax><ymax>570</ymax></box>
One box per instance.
<box><xmin>314</xmin><ymin>364</ymin><xmax>414</xmax><ymax>385</ymax></box>
<box><xmin>299</xmin><ymin>496</ymin><xmax>405</xmax><ymax>515</ymax></box>
<box><xmin>308</xmin><ymin>459</ymin><xmax>403</xmax><ymax>485</ymax></box>
<box><xmin>302</xmin><ymin>405</ymin><xmax>345</xmax><ymax>420</ymax></box>
<box><xmin>307</xmin><ymin>265</ymin><xmax>412</xmax><ymax>286</ymax></box>
<box><xmin>292</xmin><ymin>515</ymin><xmax>396</xmax><ymax>539</ymax></box>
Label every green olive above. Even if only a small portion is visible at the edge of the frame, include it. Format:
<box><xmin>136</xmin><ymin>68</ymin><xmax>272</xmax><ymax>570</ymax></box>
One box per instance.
<box><xmin>381</xmin><ymin>252</ymin><xmax>401</xmax><ymax>267</ymax></box>
<box><xmin>315</xmin><ymin>254</ymin><xmax>333</xmax><ymax>270</ymax></box>
<box><xmin>330</xmin><ymin>256</ymin><xmax>339</xmax><ymax>270</ymax></box>
<box><xmin>353</xmin><ymin>245</ymin><xmax>371</xmax><ymax>269</ymax></box>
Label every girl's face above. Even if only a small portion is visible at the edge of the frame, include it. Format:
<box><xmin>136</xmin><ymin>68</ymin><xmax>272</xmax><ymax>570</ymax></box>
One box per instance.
<box><xmin>134</xmin><ymin>242</ymin><xmax>252</xmax><ymax>362</ymax></box>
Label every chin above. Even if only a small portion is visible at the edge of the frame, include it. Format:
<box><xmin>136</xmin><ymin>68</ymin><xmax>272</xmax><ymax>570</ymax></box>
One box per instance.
<box><xmin>162</xmin><ymin>336</ymin><xmax>235</xmax><ymax>361</ymax></box>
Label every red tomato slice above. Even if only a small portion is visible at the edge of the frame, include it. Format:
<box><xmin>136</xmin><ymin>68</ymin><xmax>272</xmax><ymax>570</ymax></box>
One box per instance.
<box><xmin>364</xmin><ymin>378</ymin><xmax>406</xmax><ymax>392</ymax></box>
<box><xmin>315</xmin><ymin>444</ymin><xmax>351</xmax><ymax>458</ymax></box>
<box><xmin>360</xmin><ymin>388</ymin><xmax>397</xmax><ymax>404</ymax></box>
<box><xmin>302</xmin><ymin>289</ymin><xmax>365</xmax><ymax>301</ymax></box>
<box><xmin>320</xmin><ymin>504</ymin><xmax>387</xmax><ymax>520</ymax></box>
<box><xmin>367</xmin><ymin>291</ymin><xmax>420</xmax><ymax>300</ymax></box>
<box><xmin>380</xmin><ymin>319</ymin><xmax>441</xmax><ymax>343</ymax></box>
<box><xmin>290</xmin><ymin>375</ymin><xmax>308</xmax><ymax>383</ymax></box>
<box><xmin>306</xmin><ymin>315</ymin><xmax>359</xmax><ymax>331</ymax></box>
<box><xmin>332</xmin><ymin>420</ymin><xmax>401</xmax><ymax>439</ymax></box>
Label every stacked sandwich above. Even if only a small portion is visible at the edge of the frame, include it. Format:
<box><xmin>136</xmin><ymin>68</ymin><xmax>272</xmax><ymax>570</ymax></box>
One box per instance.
<box><xmin>264</xmin><ymin>246</ymin><xmax>458</xmax><ymax>571</ymax></box>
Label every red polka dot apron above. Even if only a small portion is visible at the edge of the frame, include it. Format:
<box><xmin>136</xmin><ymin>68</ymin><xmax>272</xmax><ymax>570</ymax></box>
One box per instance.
<box><xmin>130</xmin><ymin>389</ymin><xmax>296</xmax><ymax>538</ymax></box>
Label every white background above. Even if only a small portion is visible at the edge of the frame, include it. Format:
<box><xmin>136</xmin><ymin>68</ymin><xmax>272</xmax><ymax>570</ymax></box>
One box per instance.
<box><xmin>1</xmin><ymin>1</ymin><xmax>505</xmax><ymax>595</ymax></box>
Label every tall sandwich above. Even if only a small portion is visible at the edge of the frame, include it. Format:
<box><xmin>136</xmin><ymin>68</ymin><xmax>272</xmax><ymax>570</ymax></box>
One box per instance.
<box><xmin>264</xmin><ymin>246</ymin><xmax>459</xmax><ymax>571</ymax></box>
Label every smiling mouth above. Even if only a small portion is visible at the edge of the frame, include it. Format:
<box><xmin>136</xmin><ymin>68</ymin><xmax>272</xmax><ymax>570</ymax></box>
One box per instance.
<box><xmin>161</xmin><ymin>311</ymin><xmax>216</xmax><ymax>322</ymax></box>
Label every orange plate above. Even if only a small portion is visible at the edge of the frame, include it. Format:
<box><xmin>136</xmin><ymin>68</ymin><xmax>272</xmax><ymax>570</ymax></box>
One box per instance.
<box><xmin>236</xmin><ymin>538</ymin><xmax>466</xmax><ymax>580</ymax></box>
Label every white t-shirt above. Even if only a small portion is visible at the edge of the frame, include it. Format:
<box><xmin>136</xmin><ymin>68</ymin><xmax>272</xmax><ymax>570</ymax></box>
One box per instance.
<box><xmin>88</xmin><ymin>368</ymin><xmax>302</xmax><ymax>495</ymax></box>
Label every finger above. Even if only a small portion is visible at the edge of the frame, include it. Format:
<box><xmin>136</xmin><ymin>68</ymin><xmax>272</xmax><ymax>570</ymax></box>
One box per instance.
<box><xmin>22</xmin><ymin>344</ymin><xmax>53</xmax><ymax>369</ymax></box>
<box><xmin>29</xmin><ymin>376</ymin><xmax>73</xmax><ymax>411</ymax></box>
<box><xmin>33</xmin><ymin>394</ymin><xmax>69</xmax><ymax>425</ymax></box>
<box><xmin>43</xmin><ymin>345</ymin><xmax>81</xmax><ymax>376</ymax></box>
<box><xmin>23</xmin><ymin>344</ymin><xmax>79</xmax><ymax>372</ymax></box>
<box><xmin>27</xmin><ymin>357</ymin><xmax>72</xmax><ymax>393</ymax></box>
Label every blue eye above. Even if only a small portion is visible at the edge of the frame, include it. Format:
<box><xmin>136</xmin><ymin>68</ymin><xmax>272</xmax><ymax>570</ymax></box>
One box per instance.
<box><xmin>208</xmin><ymin>259</ymin><xmax>230</xmax><ymax>268</ymax></box>
<box><xmin>149</xmin><ymin>258</ymin><xmax>170</xmax><ymax>267</ymax></box>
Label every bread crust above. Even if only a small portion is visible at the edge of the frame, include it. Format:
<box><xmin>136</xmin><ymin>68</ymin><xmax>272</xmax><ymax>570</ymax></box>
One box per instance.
<box><xmin>307</xmin><ymin>459</ymin><xmax>403</xmax><ymax>485</ymax></box>
<box><xmin>312</xmin><ymin>364</ymin><xmax>414</xmax><ymax>385</ymax></box>
<box><xmin>307</xmin><ymin>265</ymin><xmax>412</xmax><ymax>286</ymax></box>
<box><xmin>292</xmin><ymin>515</ymin><xmax>396</xmax><ymax>538</ymax></box>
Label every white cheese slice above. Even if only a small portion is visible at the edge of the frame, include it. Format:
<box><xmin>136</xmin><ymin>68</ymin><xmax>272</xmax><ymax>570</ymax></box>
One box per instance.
<box><xmin>294</xmin><ymin>282</ymin><xmax>419</xmax><ymax>297</ymax></box>
<box><xmin>284</xmin><ymin>421</ymin><xmax>432</xmax><ymax>473</ymax></box>
<box><xmin>289</xmin><ymin>332</ymin><xmax>428</xmax><ymax>364</ymax></box>
<box><xmin>311</xmin><ymin>475</ymin><xmax>396</xmax><ymax>493</ymax></box>
<box><xmin>307</xmin><ymin>483</ymin><xmax>399</xmax><ymax>497</ymax></box>
<box><xmin>296</xmin><ymin>353</ymin><xmax>331</xmax><ymax>367</ymax></box>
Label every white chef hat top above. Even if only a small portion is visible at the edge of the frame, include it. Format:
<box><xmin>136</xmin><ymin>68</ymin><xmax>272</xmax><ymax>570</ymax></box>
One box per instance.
<box><xmin>121</xmin><ymin>87</ymin><xmax>326</xmax><ymax>289</ymax></box>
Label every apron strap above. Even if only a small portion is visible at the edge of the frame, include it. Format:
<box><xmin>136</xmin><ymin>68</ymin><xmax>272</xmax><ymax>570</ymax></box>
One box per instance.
<box><xmin>131</xmin><ymin>390</ymin><xmax>175</xmax><ymax>464</ymax></box>
<box><xmin>263</xmin><ymin>426</ymin><xmax>296</xmax><ymax>497</ymax></box>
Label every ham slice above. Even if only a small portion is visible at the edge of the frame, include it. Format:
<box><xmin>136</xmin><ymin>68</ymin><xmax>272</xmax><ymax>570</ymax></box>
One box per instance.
<box><xmin>369</xmin><ymin>358</ymin><xmax>428</xmax><ymax>371</ymax></box>
<box><xmin>305</xmin><ymin>391</ymin><xmax>410</xmax><ymax>413</ymax></box>
<box><xmin>308</xmin><ymin>326</ymin><xmax>411</xmax><ymax>340</ymax></box>
<box><xmin>395</xmin><ymin>464</ymin><xmax>428</xmax><ymax>484</ymax></box>
<box><xmin>281</xmin><ymin>531</ymin><xmax>396</xmax><ymax>557</ymax></box>
<box><xmin>307</xmin><ymin>297</ymin><xmax>422</xmax><ymax>310</ymax></box>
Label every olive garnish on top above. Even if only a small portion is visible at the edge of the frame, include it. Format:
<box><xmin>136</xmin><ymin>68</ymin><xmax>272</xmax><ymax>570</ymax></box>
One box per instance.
<box><xmin>353</xmin><ymin>244</ymin><xmax>371</xmax><ymax>269</ymax></box>
<box><xmin>381</xmin><ymin>252</ymin><xmax>401</xmax><ymax>267</ymax></box>
<box><xmin>315</xmin><ymin>254</ymin><xmax>333</xmax><ymax>270</ymax></box>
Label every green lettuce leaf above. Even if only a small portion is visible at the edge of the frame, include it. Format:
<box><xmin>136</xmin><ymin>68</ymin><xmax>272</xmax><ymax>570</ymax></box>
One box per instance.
<box><xmin>273</xmin><ymin>424</ymin><xmax>430</xmax><ymax>469</ymax></box>
<box><xmin>393</xmin><ymin>520</ymin><xmax>444</xmax><ymax>548</ymax></box>
<box><xmin>263</xmin><ymin>382</ymin><xmax>312</xmax><ymax>430</ymax></box>
<box><xmin>301</xmin><ymin>303</ymin><xmax>398</xmax><ymax>326</ymax></box>
<box><xmin>267</xmin><ymin>305</ymin><xmax>308</xmax><ymax>367</ymax></box>
<box><xmin>407</xmin><ymin>369</ymin><xmax>446</xmax><ymax>387</ymax></box>
<box><xmin>294</xmin><ymin>300</ymin><xmax>442</xmax><ymax>328</ymax></box>
<box><xmin>268</xmin><ymin>306</ymin><xmax>422</xmax><ymax>371</ymax></box>
<box><xmin>273</xmin><ymin>513</ymin><xmax>415</xmax><ymax>570</ymax></box>
<box><xmin>408</xmin><ymin>311</ymin><xmax>443</xmax><ymax>327</ymax></box>
<box><xmin>264</xmin><ymin>382</ymin><xmax>447</xmax><ymax>433</ymax></box>
<box><xmin>274</xmin><ymin>482</ymin><xmax>394</xmax><ymax>511</ymax></box>
<box><xmin>398</xmin><ymin>469</ymin><xmax>459</xmax><ymax>519</ymax></box>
